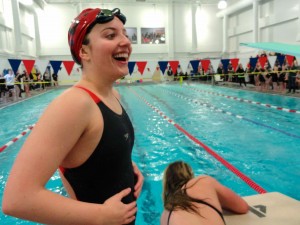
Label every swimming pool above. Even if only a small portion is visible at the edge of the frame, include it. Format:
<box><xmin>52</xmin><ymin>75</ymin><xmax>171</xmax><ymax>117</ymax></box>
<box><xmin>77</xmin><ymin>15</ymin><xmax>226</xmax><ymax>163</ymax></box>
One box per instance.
<box><xmin>0</xmin><ymin>83</ymin><xmax>300</xmax><ymax>224</ymax></box>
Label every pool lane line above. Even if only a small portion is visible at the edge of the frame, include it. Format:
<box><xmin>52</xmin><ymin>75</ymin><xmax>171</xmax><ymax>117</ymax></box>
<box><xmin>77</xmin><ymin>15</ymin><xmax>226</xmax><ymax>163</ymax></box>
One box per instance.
<box><xmin>162</xmin><ymin>87</ymin><xmax>300</xmax><ymax>139</ymax></box>
<box><xmin>129</xmin><ymin>87</ymin><xmax>267</xmax><ymax>194</ymax></box>
<box><xmin>184</xmin><ymin>85</ymin><xmax>300</xmax><ymax>114</ymax></box>
<box><xmin>0</xmin><ymin>124</ymin><xmax>35</xmax><ymax>153</ymax></box>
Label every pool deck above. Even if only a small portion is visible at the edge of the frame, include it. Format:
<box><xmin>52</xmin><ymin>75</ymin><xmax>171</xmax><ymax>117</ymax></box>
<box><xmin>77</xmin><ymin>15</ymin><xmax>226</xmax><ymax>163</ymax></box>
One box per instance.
<box><xmin>0</xmin><ymin>82</ymin><xmax>299</xmax><ymax>109</ymax></box>
<box><xmin>224</xmin><ymin>192</ymin><xmax>300</xmax><ymax>225</ymax></box>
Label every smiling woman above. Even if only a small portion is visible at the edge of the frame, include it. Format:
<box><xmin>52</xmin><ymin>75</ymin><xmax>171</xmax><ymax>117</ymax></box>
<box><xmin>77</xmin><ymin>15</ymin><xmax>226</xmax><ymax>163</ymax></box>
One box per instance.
<box><xmin>2</xmin><ymin>7</ymin><xmax>143</xmax><ymax>225</ymax></box>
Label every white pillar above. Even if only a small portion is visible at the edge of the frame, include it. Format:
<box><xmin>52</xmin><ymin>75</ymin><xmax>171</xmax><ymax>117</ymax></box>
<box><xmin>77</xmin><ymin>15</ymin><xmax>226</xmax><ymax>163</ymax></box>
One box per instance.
<box><xmin>11</xmin><ymin>0</ymin><xmax>23</xmax><ymax>54</ymax></box>
<box><xmin>297</xmin><ymin>0</ymin><xmax>300</xmax><ymax>41</ymax></box>
<box><xmin>253</xmin><ymin>0</ymin><xmax>259</xmax><ymax>43</ymax></box>
<box><xmin>222</xmin><ymin>15</ymin><xmax>228</xmax><ymax>53</ymax></box>
<box><xmin>168</xmin><ymin>1</ymin><xmax>174</xmax><ymax>59</ymax></box>
<box><xmin>191</xmin><ymin>4</ymin><xmax>198</xmax><ymax>51</ymax></box>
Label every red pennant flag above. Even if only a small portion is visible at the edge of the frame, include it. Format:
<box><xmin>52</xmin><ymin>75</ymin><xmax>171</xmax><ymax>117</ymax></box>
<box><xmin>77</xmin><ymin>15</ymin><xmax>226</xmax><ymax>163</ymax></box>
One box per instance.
<box><xmin>230</xmin><ymin>58</ymin><xmax>239</xmax><ymax>72</ymax></box>
<box><xmin>258</xmin><ymin>56</ymin><xmax>268</xmax><ymax>68</ymax></box>
<box><xmin>136</xmin><ymin>61</ymin><xmax>147</xmax><ymax>75</ymax></box>
<box><xmin>286</xmin><ymin>55</ymin><xmax>295</xmax><ymax>66</ymax></box>
<box><xmin>22</xmin><ymin>59</ymin><xmax>35</xmax><ymax>74</ymax></box>
<box><xmin>200</xmin><ymin>59</ymin><xmax>211</xmax><ymax>73</ymax></box>
<box><xmin>169</xmin><ymin>61</ymin><xmax>179</xmax><ymax>74</ymax></box>
<box><xmin>63</xmin><ymin>61</ymin><xmax>75</xmax><ymax>75</ymax></box>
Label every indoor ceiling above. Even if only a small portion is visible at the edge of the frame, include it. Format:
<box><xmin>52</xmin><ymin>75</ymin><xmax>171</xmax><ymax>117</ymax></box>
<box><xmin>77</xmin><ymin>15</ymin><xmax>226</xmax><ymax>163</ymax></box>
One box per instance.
<box><xmin>43</xmin><ymin>0</ymin><xmax>222</xmax><ymax>5</ymax></box>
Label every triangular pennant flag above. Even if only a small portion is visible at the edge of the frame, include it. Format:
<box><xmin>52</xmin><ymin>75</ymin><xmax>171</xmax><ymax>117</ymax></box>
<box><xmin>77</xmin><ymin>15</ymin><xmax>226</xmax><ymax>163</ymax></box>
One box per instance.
<box><xmin>145</xmin><ymin>61</ymin><xmax>157</xmax><ymax>74</ymax></box>
<box><xmin>210</xmin><ymin>59</ymin><xmax>220</xmax><ymax>73</ymax></box>
<box><xmin>249</xmin><ymin>57</ymin><xmax>258</xmax><ymax>69</ymax></box>
<box><xmin>276</xmin><ymin>55</ymin><xmax>285</xmax><ymax>66</ymax></box>
<box><xmin>22</xmin><ymin>59</ymin><xmax>36</xmax><ymax>74</ymax></box>
<box><xmin>169</xmin><ymin>60</ymin><xmax>179</xmax><ymax>74</ymax></box>
<box><xmin>221</xmin><ymin>59</ymin><xmax>230</xmax><ymax>71</ymax></box>
<box><xmin>49</xmin><ymin>60</ymin><xmax>62</xmax><ymax>75</ymax></box>
<box><xmin>179</xmin><ymin>59</ymin><xmax>190</xmax><ymax>73</ymax></box>
<box><xmin>0</xmin><ymin>59</ymin><xmax>10</xmax><ymax>73</ymax></box>
<box><xmin>190</xmin><ymin>60</ymin><xmax>200</xmax><ymax>73</ymax></box>
<box><xmin>268</xmin><ymin>56</ymin><xmax>277</xmax><ymax>68</ymax></box>
<box><xmin>128</xmin><ymin>61</ymin><xmax>136</xmax><ymax>75</ymax></box>
<box><xmin>8</xmin><ymin>59</ymin><xmax>22</xmax><ymax>74</ymax></box>
<box><xmin>230</xmin><ymin>58</ymin><xmax>239</xmax><ymax>72</ymax></box>
<box><xmin>286</xmin><ymin>55</ymin><xmax>295</xmax><ymax>66</ymax></box>
<box><xmin>63</xmin><ymin>61</ymin><xmax>75</xmax><ymax>76</ymax></box>
<box><xmin>136</xmin><ymin>61</ymin><xmax>147</xmax><ymax>75</ymax></box>
<box><xmin>258</xmin><ymin>56</ymin><xmax>268</xmax><ymax>68</ymax></box>
<box><xmin>35</xmin><ymin>59</ymin><xmax>49</xmax><ymax>74</ymax></box>
<box><xmin>200</xmin><ymin>59</ymin><xmax>211</xmax><ymax>73</ymax></box>
<box><xmin>158</xmin><ymin>61</ymin><xmax>169</xmax><ymax>74</ymax></box>
<box><xmin>238</xmin><ymin>58</ymin><xmax>250</xmax><ymax>70</ymax></box>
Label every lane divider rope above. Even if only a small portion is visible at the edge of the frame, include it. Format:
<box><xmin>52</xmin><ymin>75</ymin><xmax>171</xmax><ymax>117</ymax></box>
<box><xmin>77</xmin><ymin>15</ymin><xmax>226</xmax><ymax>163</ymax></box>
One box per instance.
<box><xmin>129</xmin><ymin>87</ymin><xmax>267</xmax><ymax>194</ymax></box>
<box><xmin>0</xmin><ymin>124</ymin><xmax>35</xmax><ymax>153</ymax></box>
<box><xmin>185</xmin><ymin>85</ymin><xmax>300</xmax><ymax>114</ymax></box>
<box><xmin>161</xmin><ymin>87</ymin><xmax>300</xmax><ymax>139</ymax></box>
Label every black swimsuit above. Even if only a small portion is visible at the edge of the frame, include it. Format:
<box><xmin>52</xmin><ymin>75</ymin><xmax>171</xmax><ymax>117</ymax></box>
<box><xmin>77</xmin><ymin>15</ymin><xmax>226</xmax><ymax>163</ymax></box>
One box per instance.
<box><xmin>167</xmin><ymin>198</ymin><xmax>225</xmax><ymax>225</ymax></box>
<box><xmin>59</xmin><ymin>86</ymin><xmax>136</xmax><ymax>224</ymax></box>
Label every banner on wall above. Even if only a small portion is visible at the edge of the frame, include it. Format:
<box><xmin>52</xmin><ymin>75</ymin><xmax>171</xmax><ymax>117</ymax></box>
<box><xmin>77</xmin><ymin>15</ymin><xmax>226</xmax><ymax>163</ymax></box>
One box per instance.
<box><xmin>169</xmin><ymin>61</ymin><xmax>179</xmax><ymax>74</ymax></box>
<box><xmin>136</xmin><ymin>61</ymin><xmax>147</xmax><ymax>75</ymax></box>
<box><xmin>210</xmin><ymin>59</ymin><xmax>220</xmax><ymax>72</ymax></box>
<box><xmin>8</xmin><ymin>59</ymin><xmax>22</xmax><ymax>74</ymax></box>
<box><xmin>35</xmin><ymin>59</ymin><xmax>50</xmax><ymax>74</ymax></box>
<box><xmin>230</xmin><ymin>58</ymin><xmax>239</xmax><ymax>72</ymax></box>
<box><xmin>22</xmin><ymin>59</ymin><xmax>36</xmax><ymax>74</ymax></box>
<box><xmin>200</xmin><ymin>59</ymin><xmax>211</xmax><ymax>73</ymax></box>
<box><xmin>50</xmin><ymin>60</ymin><xmax>62</xmax><ymax>75</ymax></box>
<box><xmin>179</xmin><ymin>59</ymin><xmax>190</xmax><ymax>74</ymax></box>
<box><xmin>158</xmin><ymin>61</ymin><xmax>168</xmax><ymax>74</ymax></box>
<box><xmin>145</xmin><ymin>61</ymin><xmax>158</xmax><ymax>74</ymax></box>
<box><xmin>221</xmin><ymin>59</ymin><xmax>230</xmax><ymax>71</ymax></box>
<box><xmin>128</xmin><ymin>61</ymin><xmax>136</xmax><ymax>75</ymax></box>
<box><xmin>190</xmin><ymin>60</ymin><xmax>200</xmax><ymax>73</ymax></box>
<box><xmin>63</xmin><ymin>61</ymin><xmax>75</xmax><ymax>76</ymax></box>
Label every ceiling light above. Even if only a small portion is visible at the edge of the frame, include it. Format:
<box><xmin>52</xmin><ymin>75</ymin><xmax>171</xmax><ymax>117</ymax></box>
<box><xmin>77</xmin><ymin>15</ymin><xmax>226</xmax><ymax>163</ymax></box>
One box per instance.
<box><xmin>218</xmin><ymin>0</ymin><xmax>227</xmax><ymax>10</ymax></box>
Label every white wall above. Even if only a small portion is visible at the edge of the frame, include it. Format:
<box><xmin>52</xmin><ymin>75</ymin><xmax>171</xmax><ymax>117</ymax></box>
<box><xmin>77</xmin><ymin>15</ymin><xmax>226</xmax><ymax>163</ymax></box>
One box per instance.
<box><xmin>1</xmin><ymin>0</ymin><xmax>300</xmax><ymax>80</ymax></box>
<box><xmin>223</xmin><ymin>0</ymin><xmax>300</xmax><ymax>58</ymax></box>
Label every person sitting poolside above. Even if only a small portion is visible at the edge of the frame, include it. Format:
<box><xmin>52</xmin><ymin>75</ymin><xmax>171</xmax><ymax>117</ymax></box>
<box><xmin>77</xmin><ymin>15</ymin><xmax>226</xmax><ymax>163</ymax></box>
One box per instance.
<box><xmin>161</xmin><ymin>161</ymin><xmax>249</xmax><ymax>225</ymax></box>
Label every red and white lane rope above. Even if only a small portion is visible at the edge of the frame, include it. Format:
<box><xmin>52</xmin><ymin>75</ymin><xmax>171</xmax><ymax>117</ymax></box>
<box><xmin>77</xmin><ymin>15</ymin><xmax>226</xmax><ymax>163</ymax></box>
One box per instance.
<box><xmin>129</xmin><ymin>87</ymin><xmax>267</xmax><ymax>194</ymax></box>
<box><xmin>186</xmin><ymin>85</ymin><xmax>300</xmax><ymax>114</ymax></box>
<box><xmin>0</xmin><ymin>124</ymin><xmax>35</xmax><ymax>153</ymax></box>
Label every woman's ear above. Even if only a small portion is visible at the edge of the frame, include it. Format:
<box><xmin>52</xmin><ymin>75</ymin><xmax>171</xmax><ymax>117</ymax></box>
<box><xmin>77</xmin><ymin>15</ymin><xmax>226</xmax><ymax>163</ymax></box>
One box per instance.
<box><xmin>79</xmin><ymin>45</ymin><xmax>90</xmax><ymax>63</ymax></box>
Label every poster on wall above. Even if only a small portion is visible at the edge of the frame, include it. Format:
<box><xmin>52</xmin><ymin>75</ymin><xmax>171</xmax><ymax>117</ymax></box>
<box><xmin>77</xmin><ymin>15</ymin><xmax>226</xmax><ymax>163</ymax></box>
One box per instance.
<box><xmin>125</xmin><ymin>27</ymin><xmax>138</xmax><ymax>44</ymax></box>
<box><xmin>141</xmin><ymin>28</ymin><xmax>166</xmax><ymax>44</ymax></box>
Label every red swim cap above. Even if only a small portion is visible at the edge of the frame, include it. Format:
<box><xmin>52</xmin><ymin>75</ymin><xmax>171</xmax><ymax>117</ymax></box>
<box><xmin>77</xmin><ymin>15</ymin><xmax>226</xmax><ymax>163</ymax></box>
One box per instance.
<box><xmin>68</xmin><ymin>8</ymin><xmax>126</xmax><ymax>65</ymax></box>
<box><xmin>68</xmin><ymin>8</ymin><xmax>100</xmax><ymax>65</ymax></box>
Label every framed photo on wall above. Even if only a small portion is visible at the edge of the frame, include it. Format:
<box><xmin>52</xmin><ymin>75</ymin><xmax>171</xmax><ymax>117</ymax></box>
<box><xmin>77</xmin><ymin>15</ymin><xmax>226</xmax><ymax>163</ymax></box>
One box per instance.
<box><xmin>125</xmin><ymin>27</ymin><xmax>138</xmax><ymax>44</ymax></box>
<box><xmin>141</xmin><ymin>27</ymin><xmax>166</xmax><ymax>44</ymax></box>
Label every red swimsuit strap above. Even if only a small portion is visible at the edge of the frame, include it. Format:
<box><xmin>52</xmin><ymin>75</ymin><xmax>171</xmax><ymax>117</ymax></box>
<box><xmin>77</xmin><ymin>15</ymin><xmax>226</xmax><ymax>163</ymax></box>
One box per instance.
<box><xmin>74</xmin><ymin>85</ymin><xmax>101</xmax><ymax>103</ymax></box>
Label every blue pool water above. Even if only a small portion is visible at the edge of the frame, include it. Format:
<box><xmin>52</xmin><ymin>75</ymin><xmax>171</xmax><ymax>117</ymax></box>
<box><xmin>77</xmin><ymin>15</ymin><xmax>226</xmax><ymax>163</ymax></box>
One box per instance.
<box><xmin>0</xmin><ymin>83</ymin><xmax>300</xmax><ymax>225</ymax></box>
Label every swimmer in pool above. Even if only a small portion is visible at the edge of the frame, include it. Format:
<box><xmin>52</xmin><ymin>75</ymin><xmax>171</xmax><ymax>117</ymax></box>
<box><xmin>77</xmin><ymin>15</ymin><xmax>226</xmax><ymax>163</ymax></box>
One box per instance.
<box><xmin>160</xmin><ymin>161</ymin><xmax>248</xmax><ymax>225</ymax></box>
<box><xmin>2</xmin><ymin>7</ymin><xmax>143</xmax><ymax>225</ymax></box>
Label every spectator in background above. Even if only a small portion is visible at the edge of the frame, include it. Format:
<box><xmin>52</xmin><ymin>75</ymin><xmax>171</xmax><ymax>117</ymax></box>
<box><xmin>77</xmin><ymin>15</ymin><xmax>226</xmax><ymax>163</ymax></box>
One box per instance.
<box><xmin>236</xmin><ymin>63</ymin><xmax>246</xmax><ymax>87</ymax></box>
<box><xmin>4</xmin><ymin>69</ymin><xmax>15</xmax><ymax>98</ymax></box>
<box><xmin>0</xmin><ymin>72</ymin><xmax>6</xmax><ymax>100</ymax></box>
<box><xmin>43</xmin><ymin>71</ymin><xmax>51</xmax><ymax>87</ymax></box>
<box><xmin>15</xmin><ymin>71</ymin><xmax>24</xmax><ymax>98</ymax></box>
<box><xmin>23</xmin><ymin>70</ymin><xmax>31</xmax><ymax>97</ymax></box>
<box><xmin>278</xmin><ymin>65</ymin><xmax>287</xmax><ymax>93</ymax></box>
<box><xmin>287</xmin><ymin>60</ymin><xmax>298</xmax><ymax>94</ymax></box>
<box><xmin>52</xmin><ymin>73</ymin><xmax>58</xmax><ymax>86</ymax></box>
